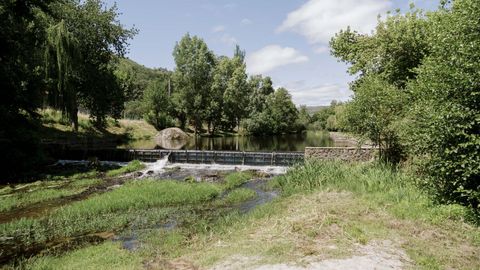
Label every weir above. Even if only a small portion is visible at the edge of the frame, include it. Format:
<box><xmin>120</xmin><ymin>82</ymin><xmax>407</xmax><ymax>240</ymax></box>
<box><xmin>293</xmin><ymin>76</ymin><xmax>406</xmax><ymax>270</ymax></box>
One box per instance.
<box><xmin>48</xmin><ymin>147</ymin><xmax>305</xmax><ymax>166</ymax></box>
<box><xmin>131</xmin><ymin>149</ymin><xmax>304</xmax><ymax>166</ymax></box>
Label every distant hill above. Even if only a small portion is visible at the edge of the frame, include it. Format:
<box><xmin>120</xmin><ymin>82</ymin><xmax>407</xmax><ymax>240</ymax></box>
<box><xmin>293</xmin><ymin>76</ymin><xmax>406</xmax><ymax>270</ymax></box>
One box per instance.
<box><xmin>117</xmin><ymin>58</ymin><xmax>171</xmax><ymax>83</ymax></box>
<box><xmin>115</xmin><ymin>58</ymin><xmax>172</xmax><ymax>100</ymax></box>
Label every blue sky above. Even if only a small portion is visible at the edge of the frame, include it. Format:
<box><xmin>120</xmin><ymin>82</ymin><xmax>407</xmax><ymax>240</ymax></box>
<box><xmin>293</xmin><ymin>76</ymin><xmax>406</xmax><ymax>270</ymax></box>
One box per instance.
<box><xmin>106</xmin><ymin>0</ymin><xmax>439</xmax><ymax>106</ymax></box>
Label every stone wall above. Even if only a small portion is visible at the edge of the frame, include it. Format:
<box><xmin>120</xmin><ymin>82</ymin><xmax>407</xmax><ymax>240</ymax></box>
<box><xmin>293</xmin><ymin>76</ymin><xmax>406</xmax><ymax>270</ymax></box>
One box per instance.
<box><xmin>305</xmin><ymin>147</ymin><xmax>377</xmax><ymax>162</ymax></box>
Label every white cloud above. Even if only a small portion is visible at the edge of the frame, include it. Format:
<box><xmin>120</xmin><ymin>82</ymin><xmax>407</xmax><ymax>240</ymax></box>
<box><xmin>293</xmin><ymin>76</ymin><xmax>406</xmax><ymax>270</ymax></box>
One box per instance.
<box><xmin>212</xmin><ymin>25</ymin><xmax>226</xmax><ymax>33</ymax></box>
<box><xmin>241</xmin><ymin>18</ymin><xmax>253</xmax><ymax>25</ymax></box>
<box><xmin>247</xmin><ymin>45</ymin><xmax>309</xmax><ymax>74</ymax></box>
<box><xmin>282</xmin><ymin>83</ymin><xmax>353</xmax><ymax>106</ymax></box>
<box><xmin>277</xmin><ymin>0</ymin><xmax>391</xmax><ymax>44</ymax></box>
<box><xmin>314</xmin><ymin>46</ymin><xmax>329</xmax><ymax>54</ymax></box>
<box><xmin>220</xmin><ymin>33</ymin><xmax>237</xmax><ymax>45</ymax></box>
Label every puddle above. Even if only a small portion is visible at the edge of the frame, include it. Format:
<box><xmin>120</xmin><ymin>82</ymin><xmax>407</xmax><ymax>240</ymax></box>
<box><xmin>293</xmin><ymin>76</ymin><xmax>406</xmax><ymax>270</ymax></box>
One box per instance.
<box><xmin>114</xmin><ymin>220</ymin><xmax>178</xmax><ymax>251</ymax></box>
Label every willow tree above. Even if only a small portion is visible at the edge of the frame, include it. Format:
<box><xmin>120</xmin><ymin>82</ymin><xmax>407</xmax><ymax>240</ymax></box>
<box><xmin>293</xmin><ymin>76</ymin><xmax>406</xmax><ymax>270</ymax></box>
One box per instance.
<box><xmin>45</xmin><ymin>20</ymin><xmax>81</xmax><ymax>131</ymax></box>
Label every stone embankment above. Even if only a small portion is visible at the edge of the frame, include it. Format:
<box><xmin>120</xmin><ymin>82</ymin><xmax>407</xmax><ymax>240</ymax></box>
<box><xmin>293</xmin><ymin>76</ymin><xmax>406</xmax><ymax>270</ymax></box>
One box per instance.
<box><xmin>305</xmin><ymin>147</ymin><xmax>376</xmax><ymax>162</ymax></box>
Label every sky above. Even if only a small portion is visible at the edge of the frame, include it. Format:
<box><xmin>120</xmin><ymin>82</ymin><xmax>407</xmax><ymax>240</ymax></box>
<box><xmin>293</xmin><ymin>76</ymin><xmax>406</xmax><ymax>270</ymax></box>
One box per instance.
<box><xmin>105</xmin><ymin>0</ymin><xmax>440</xmax><ymax>106</ymax></box>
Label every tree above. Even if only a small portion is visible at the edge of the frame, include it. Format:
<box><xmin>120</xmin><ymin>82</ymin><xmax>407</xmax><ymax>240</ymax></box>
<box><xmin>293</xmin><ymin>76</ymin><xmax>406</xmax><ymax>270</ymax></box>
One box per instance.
<box><xmin>0</xmin><ymin>0</ymin><xmax>52</xmax><ymax>178</ymax></box>
<box><xmin>295</xmin><ymin>105</ymin><xmax>311</xmax><ymax>132</ymax></box>
<box><xmin>343</xmin><ymin>76</ymin><xmax>406</xmax><ymax>162</ymax></box>
<box><xmin>172</xmin><ymin>34</ymin><xmax>215</xmax><ymax>134</ymax></box>
<box><xmin>221</xmin><ymin>46</ymin><xmax>250</xmax><ymax>131</ymax></box>
<box><xmin>143</xmin><ymin>79</ymin><xmax>174</xmax><ymax>130</ymax></box>
<box><xmin>208</xmin><ymin>56</ymin><xmax>232</xmax><ymax>134</ymax></box>
<box><xmin>330</xmin><ymin>8</ymin><xmax>430</xmax><ymax>89</ymax></box>
<box><xmin>248</xmin><ymin>75</ymin><xmax>274</xmax><ymax>115</ymax></box>
<box><xmin>49</xmin><ymin>0</ymin><xmax>136</xmax><ymax>128</ymax></box>
<box><xmin>404</xmin><ymin>0</ymin><xmax>480</xmax><ymax>210</ymax></box>
<box><xmin>223</xmin><ymin>62</ymin><xmax>250</xmax><ymax>130</ymax></box>
<box><xmin>330</xmin><ymin>7</ymin><xmax>430</xmax><ymax>161</ymax></box>
<box><xmin>243</xmin><ymin>88</ymin><xmax>299</xmax><ymax>135</ymax></box>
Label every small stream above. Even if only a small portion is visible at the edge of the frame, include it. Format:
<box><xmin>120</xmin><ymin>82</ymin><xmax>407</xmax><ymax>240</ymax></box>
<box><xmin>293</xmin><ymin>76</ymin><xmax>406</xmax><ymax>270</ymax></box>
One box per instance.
<box><xmin>0</xmin><ymin>158</ymin><xmax>287</xmax><ymax>264</ymax></box>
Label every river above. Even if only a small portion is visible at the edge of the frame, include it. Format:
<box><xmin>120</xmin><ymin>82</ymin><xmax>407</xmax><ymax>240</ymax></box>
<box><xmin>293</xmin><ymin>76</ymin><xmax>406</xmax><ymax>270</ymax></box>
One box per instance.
<box><xmin>122</xmin><ymin>131</ymin><xmax>354</xmax><ymax>152</ymax></box>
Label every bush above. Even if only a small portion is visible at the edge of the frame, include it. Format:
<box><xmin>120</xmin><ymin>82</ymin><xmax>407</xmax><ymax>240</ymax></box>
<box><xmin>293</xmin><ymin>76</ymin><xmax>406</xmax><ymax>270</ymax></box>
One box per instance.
<box><xmin>404</xmin><ymin>0</ymin><xmax>480</xmax><ymax>211</ymax></box>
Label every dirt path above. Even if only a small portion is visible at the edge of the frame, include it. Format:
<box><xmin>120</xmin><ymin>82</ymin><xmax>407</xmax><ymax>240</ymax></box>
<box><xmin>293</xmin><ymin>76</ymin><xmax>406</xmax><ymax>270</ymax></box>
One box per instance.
<box><xmin>211</xmin><ymin>240</ymin><xmax>410</xmax><ymax>270</ymax></box>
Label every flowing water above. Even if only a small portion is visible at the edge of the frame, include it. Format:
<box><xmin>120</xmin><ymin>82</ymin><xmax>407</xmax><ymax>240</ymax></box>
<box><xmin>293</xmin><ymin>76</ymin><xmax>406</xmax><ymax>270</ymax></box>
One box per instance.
<box><xmin>1</xmin><ymin>157</ymin><xmax>287</xmax><ymax>263</ymax></box>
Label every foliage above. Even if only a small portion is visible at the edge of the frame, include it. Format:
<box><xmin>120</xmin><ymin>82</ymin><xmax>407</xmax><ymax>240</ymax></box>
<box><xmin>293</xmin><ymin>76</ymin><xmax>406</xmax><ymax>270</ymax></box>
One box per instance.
<box><xmin>294</xmin><ymin>106</ymin><xmax>311</xmax><ymax>132</ymax></box>
<box><xmin>310</xmin><ymin>101</ymin><xmax>345</xmax><ymax>131</ymax></box>
<box><xmin>330</xmin><ymin>8</ymin><xmax>430</xmax><ymax>89</ymax></box>
<box><xmin>48</xmin><ymin>0</ymin><xmax>137</xmax><ymax>128</ymax></box>
<box><xmin>243</xmin><ymin>88</ymin><xmax>299</xmax><ymax>135</ymax></box>
<box><xmin>222</xmin><ymin>55</ymin><xmax>250</xmax><ymax>131</ymax></box>
<box><xmin>172</xmin><ymin>34</ymin><xmax>215</xmax><ymax>133</ymax></box>
<box><xmin>330</xmin><ymin>7</ymin><xmax>430</xmax><ymax>162</ymax></box>
<box><xmin>0</xmin><ymin>0</ymin><xmax>136</xmax><ymax>177</ymax></box>
<box><xmin>0</xmin><ymin>0</ymin><xmax>51</xmax><ymax>178</ymax></box>
<box><xmin>142</xmin><ymin>79</ymin><xmax>175</xmax><ymax>130</ymax></box>
<box><xmin>403</xmin><ymin>0</ymin><xmax>480</xmax><ymax>211</ymax></box>
<box><xmin>343</xmin><ymin>76</ymin><xmax>406</xmax><ymax>162</ymax></box>
<box><xmin>330</xmin><ymin>0</ymin><xmax>480</xmax><ymax>212</ymax></box>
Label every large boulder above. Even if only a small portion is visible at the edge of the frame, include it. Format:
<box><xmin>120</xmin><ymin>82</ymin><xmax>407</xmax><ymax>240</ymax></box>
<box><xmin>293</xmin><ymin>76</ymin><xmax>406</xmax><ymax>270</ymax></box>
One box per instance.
<box><xmin>155</xmin><ymin>128</ymin><xmax>189</xmax><ymax>150</ymax></box>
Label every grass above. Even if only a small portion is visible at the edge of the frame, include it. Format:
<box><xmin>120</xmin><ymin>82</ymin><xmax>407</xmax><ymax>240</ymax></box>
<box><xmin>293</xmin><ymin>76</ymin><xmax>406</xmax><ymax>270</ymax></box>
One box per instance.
<box><xmin>40</xmin><ymin>108</ymin><xmax>157</xmax><ymax>140</ymax></box>
<box><xmin>0</xmin><ymin>189</ymin><xmax>79</xmax><ymax>212</ymax></box>
<box><xmin>5</xmin><ymin>161</ymin><xmax>479</xmax><ymax>269</ymax></box>
<box><xmin>22</xmin><ymin>242</ymin><xmax>143</xmax><ymax>270</ymax></box>
<box><xmin>0</xmin><ymin>180</ymin><xmax>221</xmax><ymax>246</ymax></box>
<box><xmin>0</xmin><ymin>161</ymin><xmax>145</xmax><ymax>213</ymax></box>
<box><xmin>223</xmin><ymin>171</ymin><xmax>253</xmax><ymax>190</ymax></box>
<box><xmin>137</xmin><ymin>161</ymin><xmax>480</xmax><ymax>269</ymax></box>
<box><xmin>105</xmin><ymin>160</ymin><xmax>145</xmax><ymax>177</ymax></box>
<box><xmin>223</xmin><ymin>188</ymin><xmax>257</xmax><ymax>204</ymax></box>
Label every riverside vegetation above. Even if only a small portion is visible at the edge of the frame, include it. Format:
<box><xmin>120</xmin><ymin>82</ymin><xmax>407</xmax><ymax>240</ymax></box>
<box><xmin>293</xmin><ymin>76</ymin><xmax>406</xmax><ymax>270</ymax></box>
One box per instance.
<box><xmin>0</xmin><ymin>161</ymin><xmax>478</xmax><ymax>269</ymax></box>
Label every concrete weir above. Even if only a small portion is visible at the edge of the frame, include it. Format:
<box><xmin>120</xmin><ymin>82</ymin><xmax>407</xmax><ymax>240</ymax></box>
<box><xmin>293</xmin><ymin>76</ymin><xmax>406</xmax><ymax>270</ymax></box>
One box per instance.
<box><xmin>46</xmin><ymin>145</ymin><xmax>377</xmax><ymax>165</ymax></box>
<box><xmin>131</xmin><ymin>149</ymin><xmax>304</xmax><ymax>166</ymax></box>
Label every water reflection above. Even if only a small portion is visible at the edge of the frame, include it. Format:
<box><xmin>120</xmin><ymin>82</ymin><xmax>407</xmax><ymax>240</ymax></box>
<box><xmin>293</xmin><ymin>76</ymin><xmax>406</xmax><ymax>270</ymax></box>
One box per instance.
<box><xmin>183</xmin><ymin>131</ymin><xmax>334</xmax><ymax>152</ymax></box>
<box><xmin>123</xmin><ymin>131</ymin><xmax>345</xmax><ymax>152</ymax></box>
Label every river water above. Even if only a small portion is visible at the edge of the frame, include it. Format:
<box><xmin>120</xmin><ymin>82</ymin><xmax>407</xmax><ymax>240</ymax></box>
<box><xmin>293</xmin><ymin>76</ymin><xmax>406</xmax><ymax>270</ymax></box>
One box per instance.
<box><xmin>123</xmin><ymin>131</ymin><xmax>351</xmax><ymax>151</ymax></box>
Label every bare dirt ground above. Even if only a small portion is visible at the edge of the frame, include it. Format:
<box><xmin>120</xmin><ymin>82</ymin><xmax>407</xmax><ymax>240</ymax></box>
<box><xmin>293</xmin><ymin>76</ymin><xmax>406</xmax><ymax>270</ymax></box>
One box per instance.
<box><xmin>210</xmin><ymin>240</ymin><xmax>410</xmax><ymax>270</ymax></box>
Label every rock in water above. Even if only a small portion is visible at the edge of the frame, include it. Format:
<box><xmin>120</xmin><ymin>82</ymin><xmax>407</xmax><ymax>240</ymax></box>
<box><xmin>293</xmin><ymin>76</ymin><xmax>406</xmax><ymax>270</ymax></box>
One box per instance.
<box><xmin>155</xmin><ymin>128</ymin><xmax>189</xmax><ymax>149</ymax></box>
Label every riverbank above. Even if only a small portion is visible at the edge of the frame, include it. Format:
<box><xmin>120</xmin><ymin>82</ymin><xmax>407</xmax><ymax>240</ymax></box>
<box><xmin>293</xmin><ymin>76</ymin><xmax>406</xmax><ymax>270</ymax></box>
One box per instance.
<box><xmin>1</xmin><ymin>161</ymin><xmax>478</xmax><ymax>269</ymax></box>
<box><xmin>40</xmin><ymin>109</ymin><xmax>158</xmax><ymax>147</ymax></box>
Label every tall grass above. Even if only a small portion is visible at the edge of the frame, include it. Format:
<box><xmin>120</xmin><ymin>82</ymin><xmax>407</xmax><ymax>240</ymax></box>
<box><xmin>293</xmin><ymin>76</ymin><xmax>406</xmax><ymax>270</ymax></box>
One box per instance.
<box><xmin>271</xmin><ymin>160</ymin><xmax>471</xmax><ymax>223</ymax></box>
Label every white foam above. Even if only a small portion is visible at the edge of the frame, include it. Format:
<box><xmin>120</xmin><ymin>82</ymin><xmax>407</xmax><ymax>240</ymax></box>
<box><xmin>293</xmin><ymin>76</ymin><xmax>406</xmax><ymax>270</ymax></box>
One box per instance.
<box><xmin>141</xmin><ymin>155</ymin><xmax>170</xmax><ymax>175</ymax></box>
<box><xmin>161</xmin><ymin>162</ymin><xmax>288</xmax><ymax>175</ymax></box>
